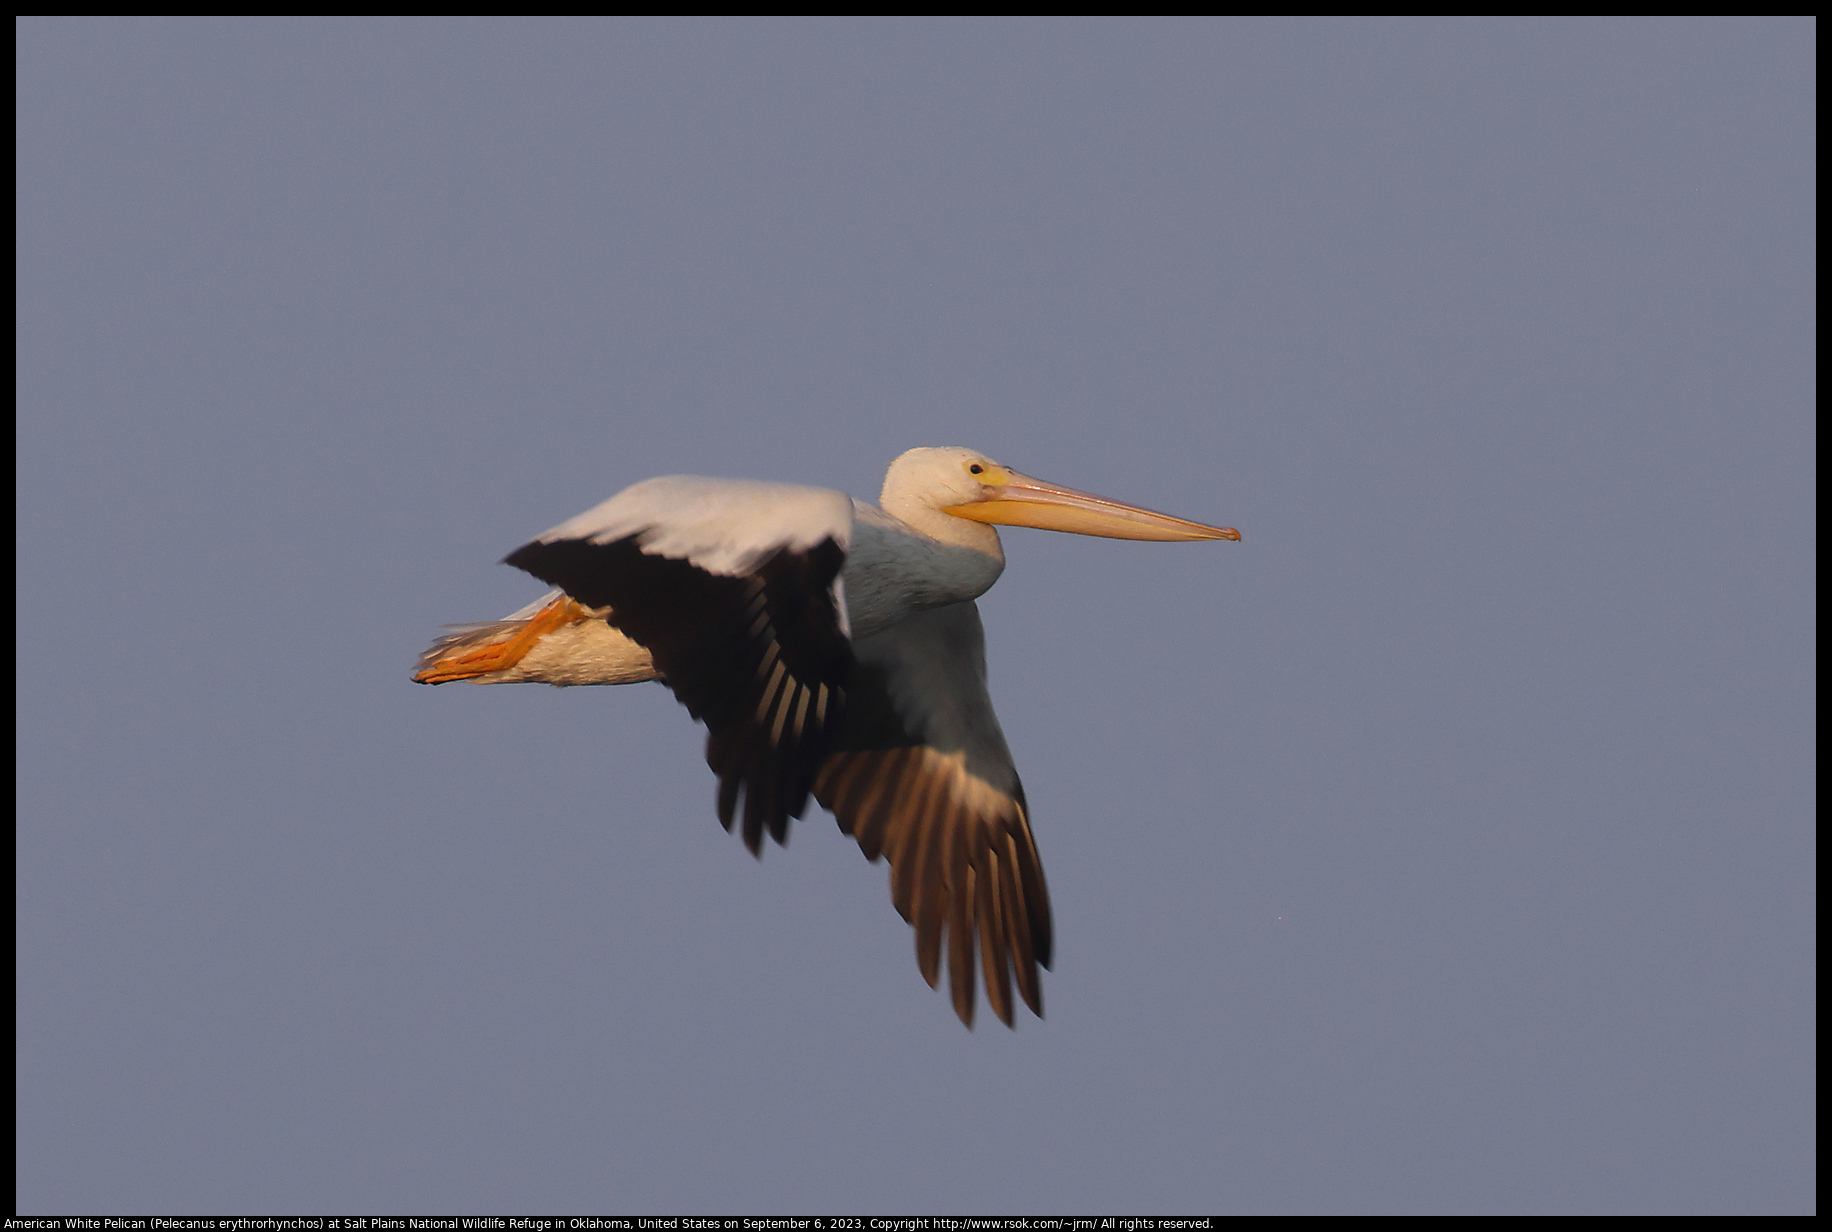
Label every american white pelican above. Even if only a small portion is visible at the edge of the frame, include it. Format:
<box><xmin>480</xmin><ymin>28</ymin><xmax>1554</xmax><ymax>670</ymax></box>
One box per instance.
<box><xmin>416</xmin><ymin>447</ymin><xmax>1239</xmax><ymax>1027</ymax></box>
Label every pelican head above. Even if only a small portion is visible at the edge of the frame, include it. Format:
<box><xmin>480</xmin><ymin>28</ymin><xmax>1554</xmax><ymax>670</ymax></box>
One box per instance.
<box><xmin>883</xmin><ymin>445</ymin><xmax>1240</xmax><ymax>544</ymax></box>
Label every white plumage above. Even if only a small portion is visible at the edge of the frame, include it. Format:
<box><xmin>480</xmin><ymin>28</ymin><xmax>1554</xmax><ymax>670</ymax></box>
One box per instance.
<box><xmin>543</xmin><ymin>476</ymin><xmax>855</xmax><ymax>574</ymax></box>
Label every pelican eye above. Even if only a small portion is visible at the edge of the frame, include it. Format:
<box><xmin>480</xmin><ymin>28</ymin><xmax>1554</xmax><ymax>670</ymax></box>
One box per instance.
<box><xmin>968</xmin><ymin>463</ymin><xmax>984</xmax><ymax>475</ymax></box>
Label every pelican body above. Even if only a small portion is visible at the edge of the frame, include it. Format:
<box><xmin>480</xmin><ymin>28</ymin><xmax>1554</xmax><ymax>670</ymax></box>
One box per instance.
<box><xmin>416</xmin><ymin>447</ymin><xmax>1238</xmax><ymax>1027</ymax></box>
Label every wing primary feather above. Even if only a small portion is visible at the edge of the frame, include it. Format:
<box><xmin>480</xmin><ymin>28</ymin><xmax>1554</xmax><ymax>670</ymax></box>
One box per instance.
<box><xmin>716</xmin><ymin>763</ymin><xmax>741</xmax><ymax>834</ymax></box>
<box><xmin>844</xmin><ymin>751</ymin><xmax>909</xmax><ymax>861</ymax></box>
<box><xmin>979</xmin><ymin>842</ymin><xmax>1014</xmax><ymax>1027</ymax></box>
<box><xmin>889</xmin><ymin>766</ymin><xmax>947</xmax><ymax>923</ymax></box>
<box><xmin>913</xmin><ymin>788</ymin><xmax>948</xmax><ymax>964</ymax></box>
<box><xmin>741</xmin><ymin>782</ymin><xmax>767</xmax><ymax>855</ymax></box>
<box><xmin>949</xmin><ymin>864</ymin><xmax>977</xmax><ymax>1027</ymax></box>
<box><xmin>754</xmin><ymin>657</ymin><xmax>789</xmax><ymax>723</ymax></box>
<box><xmin>911</xmin><ymin>789</ymin><xmax>954</xmax><ymax>990</ymax></box>
<box><xmin>1000</xmin><ymin>832</ymin><xmax>1043</xmax><ymax>1016</ymax></box>
<box><xmin>923</xmin><ymin>790</ymin><xmax>970</xmax><ymax>999</ymax></box>
<box><xmin>768</xmin><ymin>680</ymin><xmax>799</xmax><ymax>748</ymax></box>
<box><xmin>789</xmin><ymin>684</ymin><xmax>813</xmax><ymax>742</ymax></box>
<box><xmin>998</xmin><ymin>786</ymin><xmax>1053</xmax><ymax>971</ymax></box>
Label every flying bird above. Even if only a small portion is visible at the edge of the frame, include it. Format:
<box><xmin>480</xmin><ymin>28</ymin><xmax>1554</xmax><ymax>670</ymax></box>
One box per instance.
<box><xmin>415</xmin><ymin>446</ymin><xmax>1239</xmax><ymax>1027</ymax></box>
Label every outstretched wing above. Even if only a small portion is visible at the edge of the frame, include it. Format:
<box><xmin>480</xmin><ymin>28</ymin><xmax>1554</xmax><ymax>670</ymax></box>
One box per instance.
<box><xmin>505</xmin><ymin>476</ymin><xmax>855</xmax><ymax>854</ymax></box>
<box><xmin>814</xmin><ymin>601</ymin><xmax>1053</xmax><ymax>1028</ymax></box>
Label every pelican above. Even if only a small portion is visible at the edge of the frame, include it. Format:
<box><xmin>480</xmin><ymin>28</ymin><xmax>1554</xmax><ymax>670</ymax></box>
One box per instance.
<box><xmin>415</xmin><ymin>447</ymin><xmax>1239</xmax><ymax>1027</ymax></box>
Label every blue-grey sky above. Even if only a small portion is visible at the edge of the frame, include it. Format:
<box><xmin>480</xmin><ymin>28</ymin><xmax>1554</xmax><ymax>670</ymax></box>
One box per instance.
<box><xmin>16</xmin><ymin>17</ymin><xmax>1813</xmax><ymax>1214</ymax></box>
